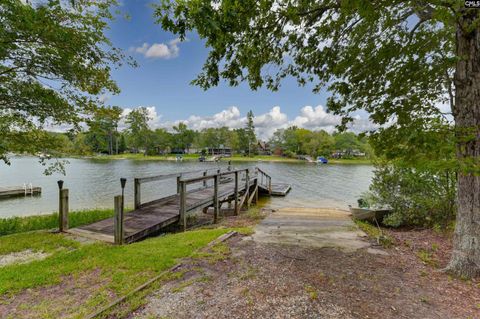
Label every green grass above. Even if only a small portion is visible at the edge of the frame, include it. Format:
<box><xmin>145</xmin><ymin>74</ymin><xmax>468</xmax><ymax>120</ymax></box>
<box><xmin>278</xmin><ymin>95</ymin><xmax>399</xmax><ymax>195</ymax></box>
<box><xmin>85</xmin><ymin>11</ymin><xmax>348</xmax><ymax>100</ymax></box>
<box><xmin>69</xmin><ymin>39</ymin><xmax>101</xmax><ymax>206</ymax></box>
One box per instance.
<box><xmin>328</xmin><ymin>158</ymin><xmax>372</xmax><ymax>165</ymax></box>
<box><xmin>354</xmin><ymin>220</ymin><xmax>393</xmax><ymax>248</ymax></box>
<box><xmin>0</xmin><ymin>209</ymin><xmax>116</xmax><ymax>236</ymax></box>
<box><xmin>226</xmin><ymin>155</ymin><xmax>303</xmax><ymax>163</ymax></box>
<box><xmin>417</xmin><ymin>249</ymin><xmax>438</xmax><ymax>267</ymax></box>
<box><xmin>0</xmin><ymin>228</ymin><xmax>232</xmax><ymax>318</ymax></box>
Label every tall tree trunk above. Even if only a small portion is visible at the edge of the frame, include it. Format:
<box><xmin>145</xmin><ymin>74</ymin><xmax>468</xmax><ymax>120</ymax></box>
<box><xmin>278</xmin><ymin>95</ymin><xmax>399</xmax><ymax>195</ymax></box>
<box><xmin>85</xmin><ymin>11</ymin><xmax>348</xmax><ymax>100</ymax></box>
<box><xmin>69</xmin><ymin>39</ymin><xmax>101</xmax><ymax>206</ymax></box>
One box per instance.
<box><xmin>447</xmin><ymin>11</ymin><xmax>480</xmax><ymax>278</ymax></box>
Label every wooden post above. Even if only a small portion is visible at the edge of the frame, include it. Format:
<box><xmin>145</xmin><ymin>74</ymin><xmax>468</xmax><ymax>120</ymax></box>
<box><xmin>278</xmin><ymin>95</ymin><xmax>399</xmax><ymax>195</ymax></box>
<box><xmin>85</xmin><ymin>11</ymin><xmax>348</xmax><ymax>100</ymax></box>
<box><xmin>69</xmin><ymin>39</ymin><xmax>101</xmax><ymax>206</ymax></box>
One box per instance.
<box><xmin>234</xmin><ymin>171</ymin><xmax>239</xmax><ymax>215</ymax></box>
<box><xmin>245</xmin><ymin>169</ymin><xmax>250</xmax><ymax>209</ymax></box>
<box><xmin>59</xmin><ymin>189</ymin><xmax>69</xmax><ymax>232</ymax></box>
<box><xmin>179</xmin><ymin>182</ymin><xmax>187</xmax><ymax>231</ymax></box>
<box><xmin>114</xmin><ymin>195</ymin><xmax>124</xmax><ymax>245</ymax></box>
<box><xmin>176</xmin><ymin>175</ymin><xmax>181</xmax><ymax>194</ymax></box>
<box><xmin>254</xmin><ymin>178</ymin><xmax>258</xmax><ymax>203</ymax></box>
<box><xmin>213</xmin><ymin>175</ymin><xmax>219</xmax><ymax>223</ymax></box>
<box><xmin>134</xmin><ymin>178</ymin><xmax>141</xmax><ymax>209</ymax></box>
<box><xmin>203</xmin><ymin>171</ymin><xmax>207</xmax><ymax>187</ymax></box>
<box><xmin>269</xmin><ymin>176</ymin><xmax>272</xmax><ymax>194</ymax></box>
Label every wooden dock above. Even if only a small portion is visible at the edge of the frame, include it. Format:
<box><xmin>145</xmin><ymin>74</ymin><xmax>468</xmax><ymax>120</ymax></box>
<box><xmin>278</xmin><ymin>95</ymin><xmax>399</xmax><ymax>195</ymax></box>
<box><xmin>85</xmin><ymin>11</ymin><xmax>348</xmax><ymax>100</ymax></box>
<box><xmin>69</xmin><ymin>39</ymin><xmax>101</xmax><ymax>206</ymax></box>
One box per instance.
<box><xmin>0</xmin><ymin>185</ymin><xmax>41</xmax><ymax>199</ymax></box>
<box><xmin>270</xmin><ymin>183</ymin><xmax>292</xmax><ymax>196</ymax></box>
<box><xmin>68</xmin><ymin>167</ymin><xmax>290</xmax><ymax>244</ymax></box>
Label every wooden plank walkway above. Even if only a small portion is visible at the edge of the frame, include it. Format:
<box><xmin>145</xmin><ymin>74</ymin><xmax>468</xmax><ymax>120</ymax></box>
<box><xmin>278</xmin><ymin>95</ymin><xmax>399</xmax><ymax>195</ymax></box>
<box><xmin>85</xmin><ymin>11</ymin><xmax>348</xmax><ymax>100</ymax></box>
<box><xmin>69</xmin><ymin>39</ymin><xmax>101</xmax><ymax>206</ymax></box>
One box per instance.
<box><xmin>0</xmin><ymin>186</ymin><xmax>41</xmax><ymax>199</ymax></box>
<box><xmin>68</xmin><ymin>167</ymin><xmax>290</xmax><ymax>244</ymax></box>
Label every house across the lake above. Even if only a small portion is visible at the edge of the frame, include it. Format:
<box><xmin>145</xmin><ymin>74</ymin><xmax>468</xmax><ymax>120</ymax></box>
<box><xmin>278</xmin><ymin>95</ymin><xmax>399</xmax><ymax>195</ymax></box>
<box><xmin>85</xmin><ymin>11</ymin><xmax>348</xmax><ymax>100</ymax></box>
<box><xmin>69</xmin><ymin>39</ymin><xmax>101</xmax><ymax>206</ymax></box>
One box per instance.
<box><xmin>207</xmin><ymin>147</ymin><xmax>232</xmax><ymax>157</ymax></box>
<box><xmin>331</xmin><ymin>149</ymin><xmax>366</xmax><ymax>158</ymax></box>
<box><xmin>257</xmin><ymin>141</ymin><xmax>271</xmax><ymax>155</ymax></box>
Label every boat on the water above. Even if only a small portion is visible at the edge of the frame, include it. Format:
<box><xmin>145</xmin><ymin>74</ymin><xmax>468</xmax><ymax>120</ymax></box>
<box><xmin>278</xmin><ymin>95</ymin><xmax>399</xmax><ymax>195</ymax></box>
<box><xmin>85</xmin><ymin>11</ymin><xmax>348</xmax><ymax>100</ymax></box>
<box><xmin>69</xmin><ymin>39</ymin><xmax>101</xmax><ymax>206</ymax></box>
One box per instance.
<box><xmin>316</xmin><ymin>156</ymin><xmax>328</xmax><ymax>164</ymax></box>
<box><xmin>349</xmin><ymin>206</ymin><xmax>391</xmax><ymax>222</ymax></box>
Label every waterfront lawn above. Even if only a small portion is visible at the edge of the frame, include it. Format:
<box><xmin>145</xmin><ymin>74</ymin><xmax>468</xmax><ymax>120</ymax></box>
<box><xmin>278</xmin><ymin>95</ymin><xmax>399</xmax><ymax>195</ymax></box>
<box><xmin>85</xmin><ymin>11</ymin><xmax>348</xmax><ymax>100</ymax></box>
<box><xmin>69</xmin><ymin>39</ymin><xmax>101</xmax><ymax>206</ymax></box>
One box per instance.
<box><xmin>0</xmin><ymin>228</ymin><xmax>234</xmax><ymax>318</ymax></box>
<box><xmin>0</xmin><ymin>209</ymin><xmax>116</xmax><ymax>236</ymax></box>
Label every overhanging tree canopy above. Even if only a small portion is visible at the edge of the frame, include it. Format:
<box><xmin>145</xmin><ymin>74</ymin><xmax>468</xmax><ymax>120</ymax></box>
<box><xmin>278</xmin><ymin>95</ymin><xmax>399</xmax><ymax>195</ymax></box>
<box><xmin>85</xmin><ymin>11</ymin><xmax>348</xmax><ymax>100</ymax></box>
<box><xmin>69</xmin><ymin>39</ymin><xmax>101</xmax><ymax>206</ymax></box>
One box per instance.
<box><xmin>155</xmin><ymin>0</ymin><xmax>480</xmax><ymax>278</ymax></box>
<box><xmin>0</xmin><ymin>0</ymin><xmax>124</xmax><ymax>164</ymax></box>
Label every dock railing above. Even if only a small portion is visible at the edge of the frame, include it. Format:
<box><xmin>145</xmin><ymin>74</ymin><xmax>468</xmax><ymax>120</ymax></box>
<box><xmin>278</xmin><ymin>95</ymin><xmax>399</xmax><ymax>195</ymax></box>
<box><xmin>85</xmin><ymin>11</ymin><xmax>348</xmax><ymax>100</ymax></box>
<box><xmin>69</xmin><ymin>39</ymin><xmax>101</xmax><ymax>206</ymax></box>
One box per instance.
<box><xmin>177</xmin><ymin>168</ymin><xmax>252</xmax><ymax>230</ymax></box>
<box><xmin>133</xmin><ymin>166</ymin><xmax>233</xmax><ymax>209</ymax></box>
<box><xmin>256</xmin><ymin>167</ymin><xmax>272</xmax><ymax>194</ymax></box>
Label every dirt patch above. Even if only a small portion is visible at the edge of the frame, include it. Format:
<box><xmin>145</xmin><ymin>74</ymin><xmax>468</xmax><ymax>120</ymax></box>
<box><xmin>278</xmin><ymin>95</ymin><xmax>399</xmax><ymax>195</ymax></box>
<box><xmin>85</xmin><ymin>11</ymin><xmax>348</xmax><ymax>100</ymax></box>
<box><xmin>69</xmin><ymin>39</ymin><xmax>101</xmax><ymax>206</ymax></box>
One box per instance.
<box><xmin>132</xmin><ymin>232</ymin><xmax>480</xmax><ymax>319</ymax></box>
<box><xmin>0</xmin><ymin>269</ymin><xmax>113</xmax><ymax>319</ymax></box>
<box><xmin>0</xmin><ymin>249</ymin><xmax>50</xmax><ymax>268</ymax></box>
<box><xmin>385</xmin><ymin>227</ymin><xmax>453</xmax><ymax>269</ymax></box>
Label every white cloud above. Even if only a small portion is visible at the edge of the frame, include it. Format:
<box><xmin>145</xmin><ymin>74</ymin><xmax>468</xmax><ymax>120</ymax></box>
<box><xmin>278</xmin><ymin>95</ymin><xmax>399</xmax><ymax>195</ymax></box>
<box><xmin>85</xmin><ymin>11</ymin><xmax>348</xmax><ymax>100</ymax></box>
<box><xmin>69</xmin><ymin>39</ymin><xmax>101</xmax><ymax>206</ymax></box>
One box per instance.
<box><xmin>291</xmin><ymin>105</ymin><xmax>341</xmax><ymax>133</ymax></box>
<box><xmin>132</xmin><ymin>38</ymin><xmax>184</xmax><ymax>59</ymax></box>
<box><xmin>164</xmin><ymin>106</ymin><xmax>245</xmax><ymax>131</ymax></box>
<box><xmin>253</xmin><ymin>106</ymin><xmax>289</xmax><ymax>138</ymax></box>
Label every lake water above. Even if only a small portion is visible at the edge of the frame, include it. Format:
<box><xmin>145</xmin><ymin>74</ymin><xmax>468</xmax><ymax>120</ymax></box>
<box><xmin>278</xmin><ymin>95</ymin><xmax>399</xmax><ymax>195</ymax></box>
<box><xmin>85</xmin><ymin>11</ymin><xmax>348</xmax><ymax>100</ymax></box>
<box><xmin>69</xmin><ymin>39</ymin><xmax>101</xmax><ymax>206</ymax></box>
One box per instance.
<box><xmin>0</xmin><ymin>157</ymin><xmax>374</xmax><ymax>218</ymax></box>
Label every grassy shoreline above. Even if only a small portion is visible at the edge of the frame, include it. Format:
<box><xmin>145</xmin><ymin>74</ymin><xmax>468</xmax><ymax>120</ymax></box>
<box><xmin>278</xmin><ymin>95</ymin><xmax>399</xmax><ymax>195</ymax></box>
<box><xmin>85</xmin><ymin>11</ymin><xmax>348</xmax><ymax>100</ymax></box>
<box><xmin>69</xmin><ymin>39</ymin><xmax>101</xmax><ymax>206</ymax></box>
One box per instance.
<box><xmin>0</xmin><ymin>209</ymin><xmax>116</xmax><ymax>236</ymax></box>
<box><xmin>82</xmin><ymin>153</ymin><xmax>372</xmax><ymax>165</ymax></box>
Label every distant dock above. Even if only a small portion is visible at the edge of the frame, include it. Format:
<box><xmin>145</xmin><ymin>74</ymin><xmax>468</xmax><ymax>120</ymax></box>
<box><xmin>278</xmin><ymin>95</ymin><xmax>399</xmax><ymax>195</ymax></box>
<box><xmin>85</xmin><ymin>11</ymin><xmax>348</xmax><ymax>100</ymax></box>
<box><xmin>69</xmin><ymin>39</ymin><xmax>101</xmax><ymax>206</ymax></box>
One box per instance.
<box><xmin>0</xmin><ymin>186</ymin><xmax>42</xmax><ymax>199</ymax></box>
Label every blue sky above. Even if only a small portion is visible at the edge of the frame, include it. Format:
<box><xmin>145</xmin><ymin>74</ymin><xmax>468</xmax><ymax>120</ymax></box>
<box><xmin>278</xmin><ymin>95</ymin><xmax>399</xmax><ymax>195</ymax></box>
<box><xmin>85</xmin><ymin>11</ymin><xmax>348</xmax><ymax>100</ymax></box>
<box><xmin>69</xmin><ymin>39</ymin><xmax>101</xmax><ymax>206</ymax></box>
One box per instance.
<box><xmin>103</xmin><ymin>1</ymin><xmax>371</xmax><ymax>138</ymax></box>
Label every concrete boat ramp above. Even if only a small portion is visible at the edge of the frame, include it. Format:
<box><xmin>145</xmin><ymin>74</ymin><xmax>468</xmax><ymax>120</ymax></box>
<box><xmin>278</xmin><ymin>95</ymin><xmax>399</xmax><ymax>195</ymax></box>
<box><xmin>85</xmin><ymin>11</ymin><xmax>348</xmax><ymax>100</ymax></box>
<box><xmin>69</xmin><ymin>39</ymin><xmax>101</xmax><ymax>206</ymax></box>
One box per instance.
<box><xmin>252</xmin><ymin>207</ymin><xmax>373</xmax><ymax>252</ymax></box>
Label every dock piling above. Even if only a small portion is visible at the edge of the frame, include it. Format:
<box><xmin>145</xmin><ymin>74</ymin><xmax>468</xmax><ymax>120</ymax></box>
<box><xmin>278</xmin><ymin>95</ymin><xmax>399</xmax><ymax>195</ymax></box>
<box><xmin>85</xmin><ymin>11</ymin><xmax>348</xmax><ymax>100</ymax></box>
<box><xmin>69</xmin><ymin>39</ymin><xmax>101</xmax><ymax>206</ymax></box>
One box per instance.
<box><xmin>57</xmin><ymin>180</ymin><xmax>69</xmax><ymax>232</ymax></box>
<box><xmin>114</xmin><ymin>195</ymin><xmax>124</xmax><ymax>245</ymax></box>
<box><xmin>234</xmin><ymin>171</ymin><xmax>239</xmax><ymax>215</ymax></box>
<box><xmin>176</xmin><ymin>175</ymin><xmax>181</xmax><ymax>194</ymax></box>
<box><xmin>134</xmin><ymin>178</ymin><xmax>141</xmax><ymax>209</ymax></box>
<box><xmin>245</xmin><ymin>169</ymin><xmax>250</xmax><ymax>209</ymax></box>
<box><xmin>179</xmin><ymin>181</ymin><xmax>187</xmax><ymax>231</ymax></box>
<box><xmin>213</xmin><ymin>175</ymin><xmax>219</xmax><ymax>223</ymax></box>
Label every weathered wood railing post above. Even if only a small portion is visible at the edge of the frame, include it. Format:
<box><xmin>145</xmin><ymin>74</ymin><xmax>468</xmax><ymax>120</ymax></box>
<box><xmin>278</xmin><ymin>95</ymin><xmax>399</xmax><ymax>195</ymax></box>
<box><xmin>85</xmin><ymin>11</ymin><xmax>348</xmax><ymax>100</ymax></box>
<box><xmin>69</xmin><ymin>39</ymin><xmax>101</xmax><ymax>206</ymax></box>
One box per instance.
<box><xmin>269</xmin><ymin>175</ymin><xmax>272</xmax><ymax>194</ymax></box>
<box><xmin>176</xmin><ymin>175</ymin><xmax>181</xmax><ymax>194</ymax></box>
<box><xmin>114</xmin><ymin>195</ymin><xmax>124</xmax><ymax>245</ymax></box>
<box><xmin>179</xmin><ymin>181</ymin><xmax>187</xmax><ymax>231</ymax></box>
<box><xmin>245</xmin><ymin>169</ymin><xmax>250</xmax><ymax>209</ymax></box>
<box><xmin>254</xmin><ymin>177</ymin><xmax>259</xmax><ymax>204</ymax></box>
<box><xmin>234</xmin><ymin>171</ymin><xmax>239</xmax><ymax>215</ymax></box>
<box><xmin>134</xmin><ymin>178</ymin><xmax>141</xmax><ymax>209</ymax></box>
<box><xmin>213</xmin><ymin>174</ymin><xmax>219</xmax><ymax>223</ymax></box>
<box><xmin>57</xmin><ymin>180</ymin><xmax>68</xmax><ymax>232</ymax></box>
<box><xmin>203</xmin><ymin>171</ymin><xmax>207</xmax><ymax>187</ymax></box>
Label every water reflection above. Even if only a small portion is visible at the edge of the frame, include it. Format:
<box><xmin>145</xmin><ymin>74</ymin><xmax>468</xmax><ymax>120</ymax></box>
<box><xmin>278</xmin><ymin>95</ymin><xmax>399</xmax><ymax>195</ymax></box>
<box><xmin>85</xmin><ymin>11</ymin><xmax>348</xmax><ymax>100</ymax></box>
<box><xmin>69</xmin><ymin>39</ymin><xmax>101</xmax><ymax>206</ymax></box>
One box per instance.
<box><xmin>0</xmin><ymin>157</ymin><xmax>373</xmax><ymax>218</ymax></box>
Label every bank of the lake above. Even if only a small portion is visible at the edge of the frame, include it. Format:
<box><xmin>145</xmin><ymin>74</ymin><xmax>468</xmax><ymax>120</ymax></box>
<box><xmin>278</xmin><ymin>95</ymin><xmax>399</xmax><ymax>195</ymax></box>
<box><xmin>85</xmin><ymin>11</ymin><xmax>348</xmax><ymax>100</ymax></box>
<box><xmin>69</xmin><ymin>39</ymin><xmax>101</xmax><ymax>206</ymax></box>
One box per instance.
<box><xmin>88</xmin><ymin>153</ymin><xmax>372</xmax><ymax>165</ymax></box>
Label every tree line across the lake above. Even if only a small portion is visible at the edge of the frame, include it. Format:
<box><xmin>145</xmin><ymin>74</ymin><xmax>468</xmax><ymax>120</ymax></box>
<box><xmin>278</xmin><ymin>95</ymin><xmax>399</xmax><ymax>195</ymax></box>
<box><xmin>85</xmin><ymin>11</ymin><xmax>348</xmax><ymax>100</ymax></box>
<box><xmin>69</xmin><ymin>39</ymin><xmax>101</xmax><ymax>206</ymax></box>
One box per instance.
<box><xmin>45</xmin><ymin>106</ymin><xmax>371</xmax><ymax>159</ymax></box>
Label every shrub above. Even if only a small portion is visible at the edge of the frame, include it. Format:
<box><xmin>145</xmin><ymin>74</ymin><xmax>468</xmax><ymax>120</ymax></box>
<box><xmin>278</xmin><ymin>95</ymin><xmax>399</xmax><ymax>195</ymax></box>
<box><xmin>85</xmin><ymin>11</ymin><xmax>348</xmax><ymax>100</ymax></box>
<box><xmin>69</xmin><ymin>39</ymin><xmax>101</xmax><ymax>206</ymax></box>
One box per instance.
<box><xmin>368</xmin><ymin>161</ymin><xmax>456</xmax><ymax>228</ymax></box>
